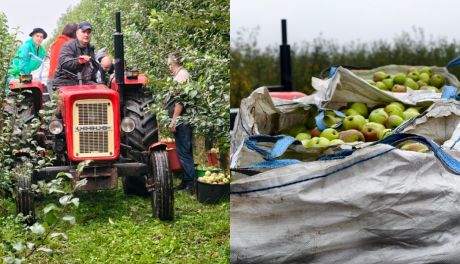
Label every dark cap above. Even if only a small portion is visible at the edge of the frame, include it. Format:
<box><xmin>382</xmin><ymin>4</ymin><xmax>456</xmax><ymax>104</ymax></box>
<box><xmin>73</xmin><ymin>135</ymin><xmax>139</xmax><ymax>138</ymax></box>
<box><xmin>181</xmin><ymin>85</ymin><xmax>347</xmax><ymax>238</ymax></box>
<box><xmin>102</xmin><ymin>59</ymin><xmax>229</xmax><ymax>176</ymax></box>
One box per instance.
<box><xmin>29</xmin><ymin>28</ymin><xmax>47</xmax><ymax>39</ymax></box>
<box><xmin>78</xmin><ymin>21</ymin><xmax>92</xmax><ymax>31</ymax></box>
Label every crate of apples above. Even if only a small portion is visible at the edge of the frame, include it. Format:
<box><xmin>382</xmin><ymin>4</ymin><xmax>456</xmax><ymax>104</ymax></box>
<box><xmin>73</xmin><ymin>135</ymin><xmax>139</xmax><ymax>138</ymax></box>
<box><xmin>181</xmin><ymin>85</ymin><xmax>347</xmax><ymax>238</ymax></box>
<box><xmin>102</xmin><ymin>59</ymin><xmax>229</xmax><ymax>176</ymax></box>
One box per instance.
<box><xmin>198</xmin><ymin>171</ymin><xmax>230</xmax><ymax>185</ymax></box>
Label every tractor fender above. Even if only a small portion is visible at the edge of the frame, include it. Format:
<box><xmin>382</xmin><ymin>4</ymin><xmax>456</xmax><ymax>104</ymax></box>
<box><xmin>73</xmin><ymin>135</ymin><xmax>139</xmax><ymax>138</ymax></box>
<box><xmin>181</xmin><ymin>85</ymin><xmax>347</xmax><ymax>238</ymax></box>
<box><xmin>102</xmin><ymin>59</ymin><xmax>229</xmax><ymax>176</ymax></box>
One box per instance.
<box><xmin>9</xmin><ymin>79</ymin><xmax>44</xmax><ymax>93</ymax></box>
<box><xmin>148</xmin><ymin>142</ymin><xmax>167</xmax><ymax>153</ymax></box>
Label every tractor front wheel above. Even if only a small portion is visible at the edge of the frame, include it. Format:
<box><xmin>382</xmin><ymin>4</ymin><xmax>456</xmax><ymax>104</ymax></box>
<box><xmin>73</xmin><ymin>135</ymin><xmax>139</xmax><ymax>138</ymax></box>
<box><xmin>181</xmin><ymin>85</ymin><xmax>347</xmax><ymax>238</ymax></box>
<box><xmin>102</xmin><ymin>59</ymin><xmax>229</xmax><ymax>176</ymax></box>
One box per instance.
<box><xmin>15</xmin><ymin>175</ymin><xmax>35</xmax><ymax>223</ymax></box>
<box><xmin>149</xmin><ymin>150</ymin><xmax>174</xmax><ymax>220</ymax></box>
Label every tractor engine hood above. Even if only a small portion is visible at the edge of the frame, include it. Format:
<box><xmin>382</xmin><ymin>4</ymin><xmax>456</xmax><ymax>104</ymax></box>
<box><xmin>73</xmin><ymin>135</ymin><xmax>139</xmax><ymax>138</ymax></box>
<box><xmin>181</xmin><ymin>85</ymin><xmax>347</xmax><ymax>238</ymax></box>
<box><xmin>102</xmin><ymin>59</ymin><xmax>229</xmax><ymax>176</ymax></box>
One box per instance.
<box><xmin>58</xmin><ymin>84</ymin><xmax>121</xmax><ymax>161</ymax></box>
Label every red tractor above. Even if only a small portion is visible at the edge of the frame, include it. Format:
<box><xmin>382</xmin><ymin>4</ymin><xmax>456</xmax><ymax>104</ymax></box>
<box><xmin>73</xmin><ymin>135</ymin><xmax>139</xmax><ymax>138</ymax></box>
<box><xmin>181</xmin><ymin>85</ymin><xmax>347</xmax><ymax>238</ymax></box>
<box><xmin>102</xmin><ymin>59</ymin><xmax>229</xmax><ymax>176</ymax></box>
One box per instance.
<box><xmin>12</xmin><ymin>11</ymin><xmax>173</xmax><ymax>221</ymax></box>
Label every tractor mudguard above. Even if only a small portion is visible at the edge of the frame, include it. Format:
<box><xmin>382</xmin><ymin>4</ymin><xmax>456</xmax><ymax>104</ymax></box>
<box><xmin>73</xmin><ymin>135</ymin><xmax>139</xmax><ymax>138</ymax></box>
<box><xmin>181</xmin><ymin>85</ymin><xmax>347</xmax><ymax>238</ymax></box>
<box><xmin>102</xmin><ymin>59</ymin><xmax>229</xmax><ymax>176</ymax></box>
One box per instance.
<box><xmin>148</xmin><ymin>142</ymin><xmax>167</xmax><ymax>153</ymax></box>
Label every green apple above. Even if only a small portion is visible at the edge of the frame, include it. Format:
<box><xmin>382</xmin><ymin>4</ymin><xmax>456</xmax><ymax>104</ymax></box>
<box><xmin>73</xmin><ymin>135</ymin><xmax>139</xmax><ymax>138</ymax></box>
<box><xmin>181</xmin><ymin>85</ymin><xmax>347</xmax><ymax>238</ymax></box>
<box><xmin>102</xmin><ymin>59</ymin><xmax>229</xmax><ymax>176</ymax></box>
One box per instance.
<box><xmin>373</xmin><ymin>71</ymin><xmax>390</xmax><ymax>82</ymax></box>
<box><xmin>343</xmin><ymin>115</ymin><xmax>367</xmax><ymax>130</ymax></box>
<box><xmin>382</xmin><ymin>78</ymin><xmax>394</xmax><ymax>90</ymax></box>
<box><xmin>430</xmin><ymin>74</ymin><xmax>446</xmax><ymax>88</ymax></box>
<box><xmin>391</xmin><ymin>84</ymin><xmax>406</xmax><ymax>93</ymax></box>
<box><xmin>364</xmin><ymin>122</ymin><xmax>386</xmax><ymax>132</ymax></box>
<box><xmin>301</xmin><ymin>139</ymin><xmax>310</xmax><ymax>148</ymax></box>
<box><xmin>384</xmin><ymin>104</ymin><xmax>404</xmax><ymax>118</ymax></box>
<box><xmin>402</xmin><ymin>108</ymin><xmax>420</xmax><ymax>120</ymax></box>
<box><xmin>388</xmin><ymin>102</ymin><xmax>405</xmax><ymax>111</ymax></box>
<box><xmin>306</xmin><ymin>137</ymin><xmax>330</xmax><ymax>148</ymax></box>
<box><xmin>323</xmin><ymin>114</ymin><xmax>338</xmax><ymax>127</ymax></box>
<box><xmin>350</xmin><ymin>102</ymin><xmax>368</xmax><ymax>117</ymax></box>
<box><xmin>404</xmin><ymin>78</ymin><xmax>419</xmax><ymax>90</ymax></box>
<box><xmin>401</xmin><ymin>142</ymin><xmax>429</xmax><ymax>153</ymax></box>
<box><xmin>419</xmin><ymin>66</ymin><xmax>432</xmax><ymax>76</ymax></box>
<box><xmin>361</xmin><ymin>126</ymin><xmax>379</xmax><ymax>142</ymax></box>
<box><xmin>343</xmin><ymin>108</ymin><xmax>360</xmax><ymax>116</ymax></box>
<box><xmin>407</xmin><ymin>67</ymin><xmax>417</xmax><ymax>73</ymax></box>
<box><xmin>367</xmin><ymin>79</ymin><xmax>376</xmax><ymax>86</ymax></box>
<box><xmin>330</xmin><ymin>139</ymin><xmax>345</xmax><ymax>145</ymax></box>
<box><xmin>320</xmin><ymin>128</ymin><xmax>339</xmax><ymax>141</ymax></box>
<box><xmin>361</xmin><ymin>122</ymin><xmax>385</xmax><ymax>142</ymax></box>
<box><xmin>339</xmin><ymin>129</ymin><xmax>365</xmax><ymax>143</ymax></box>
<box><xmin>385</xmin><ymin>115</ymin><xmax>405</xmax><ymax>129</ymax></box>
<box><xmin>417</xmin><ymin>80</ymin><xmax>428</xmax><ymax>88</ymax></box>
<box><xmin>419</xmin><ymin>72</ymin><xmax>430</xmax><ymax>83</ymax></box>
<box><xmin>378</xmin><ymin>128</ymin><xmax>392</xmax><ymax>140</ymax></box>
<box><xmin>407</xmin><ymin>71</ymin><xmax>419</xmax><ymax>81</ymax></box>
<box><xmin>393</xmin><ymin>73</ymin><xmax>406</xmax><ymax>85</ymax></box>
<box><xmin>369</xmin><ymin>108</ymin><xmax>389</xmax><ymax>125</ymax></box>
<box><xmin>375</xmin><ymin>81</ymin><xmax>387</xmax><ymax>90</ymax></box>
<box><xmin>296</xmin><ymin>132</ymin><xmax>311</xmax><ymax>141</ymax></box>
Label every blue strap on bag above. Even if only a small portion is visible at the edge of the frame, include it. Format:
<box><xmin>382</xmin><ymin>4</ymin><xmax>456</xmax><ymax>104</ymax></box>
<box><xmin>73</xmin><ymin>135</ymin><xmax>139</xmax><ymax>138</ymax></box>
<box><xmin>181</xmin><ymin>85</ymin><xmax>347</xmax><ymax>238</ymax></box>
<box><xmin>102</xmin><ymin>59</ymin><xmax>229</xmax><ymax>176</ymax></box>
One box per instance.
<box><xmin>243</xmin><ymin>135</ymin><xmax>302</xmax><ymax>170</ymax></box>
<box><xmin>315</xmin><ymin>109</ymin><xmax>346</xmax><ymax>131</ymax></box>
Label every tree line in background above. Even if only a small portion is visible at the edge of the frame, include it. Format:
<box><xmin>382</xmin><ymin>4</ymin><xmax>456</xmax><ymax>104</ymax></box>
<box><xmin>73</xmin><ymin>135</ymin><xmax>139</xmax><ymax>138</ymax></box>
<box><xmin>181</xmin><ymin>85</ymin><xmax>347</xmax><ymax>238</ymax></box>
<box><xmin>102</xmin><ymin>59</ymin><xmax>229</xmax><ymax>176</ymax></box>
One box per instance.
<box><xmin>231</xmin><ymin>28</ymin><xmax>460</xmax><ymax>107</ymax></box>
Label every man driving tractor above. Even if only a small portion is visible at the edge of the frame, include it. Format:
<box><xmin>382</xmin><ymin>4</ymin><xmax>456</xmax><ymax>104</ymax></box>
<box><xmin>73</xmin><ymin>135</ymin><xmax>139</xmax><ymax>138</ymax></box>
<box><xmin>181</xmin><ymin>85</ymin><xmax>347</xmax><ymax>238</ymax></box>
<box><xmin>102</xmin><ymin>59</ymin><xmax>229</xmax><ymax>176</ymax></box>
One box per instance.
<box><xmin>53</xmin><ymin>21</ymin><xmax>97</xmax><ymax>87</ymax></box>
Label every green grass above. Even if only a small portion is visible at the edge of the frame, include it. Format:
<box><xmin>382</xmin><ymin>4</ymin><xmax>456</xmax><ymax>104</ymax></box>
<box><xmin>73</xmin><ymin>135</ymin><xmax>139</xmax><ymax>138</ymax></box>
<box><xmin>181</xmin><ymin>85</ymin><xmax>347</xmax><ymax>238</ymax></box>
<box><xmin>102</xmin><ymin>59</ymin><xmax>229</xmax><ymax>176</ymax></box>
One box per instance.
<box><xmin>1</xmin><ymin>179</ymin><xmax>229</xmax><ymax>264</ymax></box>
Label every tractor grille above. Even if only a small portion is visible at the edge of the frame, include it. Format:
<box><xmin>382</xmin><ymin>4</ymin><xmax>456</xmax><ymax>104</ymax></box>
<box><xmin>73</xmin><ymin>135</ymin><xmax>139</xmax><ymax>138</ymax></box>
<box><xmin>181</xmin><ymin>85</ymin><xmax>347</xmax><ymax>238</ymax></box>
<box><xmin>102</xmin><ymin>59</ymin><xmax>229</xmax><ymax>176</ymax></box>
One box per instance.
<box><xmin>72</xmin><ymin>99</ymin><xmax>114</xmax><ymax>158</ymax></box>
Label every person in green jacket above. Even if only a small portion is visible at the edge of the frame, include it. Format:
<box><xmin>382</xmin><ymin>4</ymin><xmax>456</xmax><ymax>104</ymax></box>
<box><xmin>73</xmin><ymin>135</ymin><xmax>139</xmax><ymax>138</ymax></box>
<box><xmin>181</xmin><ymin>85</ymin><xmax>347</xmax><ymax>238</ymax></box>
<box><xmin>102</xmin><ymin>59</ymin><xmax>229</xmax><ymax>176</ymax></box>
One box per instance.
<box><xmin>6</xmin><ymin>28</ymin><xmax>47</xmax><ymax>91</ymax></box>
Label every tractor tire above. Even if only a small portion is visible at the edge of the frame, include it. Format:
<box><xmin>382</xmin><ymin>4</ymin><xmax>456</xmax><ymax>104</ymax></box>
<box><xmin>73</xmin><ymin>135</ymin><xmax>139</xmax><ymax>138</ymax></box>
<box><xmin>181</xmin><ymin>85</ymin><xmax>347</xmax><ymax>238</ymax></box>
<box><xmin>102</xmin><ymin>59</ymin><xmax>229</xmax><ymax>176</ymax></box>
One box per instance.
<box><xmin>149</xmin><ymin>150</ymin><xmax>174</xmax><ymax>220</ymax></box>
<box><xmin>18</xmin><ymin>95</ymin><xmax>37</xmax><ymax>124</ymax></box>
<box><xmin>122</xmin><ymin>95</ymin><xmax>158</xmax><ymax>196</ymax></box>
<box><xmin>3</xmin><ymin>93</ymin><xmax>37</xmax><ymax>124</ymax></box>
<box><xmin>15</xmin><ymin>175</ymin><xmax>35</xmax><ymax>223</ymax></box>
<box><xmin>124</xmin><ymin>96</ymin><xmax>158</xmax><ymax>153</ymax></box>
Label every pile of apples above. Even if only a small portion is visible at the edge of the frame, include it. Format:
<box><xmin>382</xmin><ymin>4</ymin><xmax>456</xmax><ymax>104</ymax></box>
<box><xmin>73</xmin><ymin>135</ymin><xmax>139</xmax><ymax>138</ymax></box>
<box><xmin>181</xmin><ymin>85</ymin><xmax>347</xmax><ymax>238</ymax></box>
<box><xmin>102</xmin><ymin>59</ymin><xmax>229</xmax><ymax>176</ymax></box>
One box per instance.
<box><xmin>198</xmin><ymin>171</ymin><xmax>230</xmax><ymax>184</ymax></box>
<box><xmin>287</xmin><ymin>102</ymin><xmax>423</xmax><ymax>148</ymax></box>
<box><xmin>367</xmin><ymin>67</ymin><xmax>445</xmax><ymax>93</ymax></box>
<box><xmin>196</xmin><ymin>165</ymin><xmax>220</xmax><ymax>171</ymax></box>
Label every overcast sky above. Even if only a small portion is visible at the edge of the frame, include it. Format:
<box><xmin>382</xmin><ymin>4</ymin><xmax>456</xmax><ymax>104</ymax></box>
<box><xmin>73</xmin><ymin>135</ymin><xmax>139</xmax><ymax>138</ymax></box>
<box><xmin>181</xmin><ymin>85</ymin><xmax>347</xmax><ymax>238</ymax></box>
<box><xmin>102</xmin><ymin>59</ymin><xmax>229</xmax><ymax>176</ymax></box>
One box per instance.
<box><xmin>231</xmin><ymin>0</ymin><xmax>460</xmax><ymax>49</ymax></box>
<box><xmin>0</xmin><ymin>0</ymin><xmax>81</xmax><ymax>43</ymax></box>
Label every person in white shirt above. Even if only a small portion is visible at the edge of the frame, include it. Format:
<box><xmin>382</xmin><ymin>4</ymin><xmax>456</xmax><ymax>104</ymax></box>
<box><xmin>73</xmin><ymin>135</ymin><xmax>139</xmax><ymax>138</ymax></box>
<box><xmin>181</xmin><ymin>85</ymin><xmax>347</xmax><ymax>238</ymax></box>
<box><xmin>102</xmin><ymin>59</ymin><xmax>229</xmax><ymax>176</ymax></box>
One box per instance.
<box><xmin>164</xmin><ymin>52</ymin><xmax>195</xmax><ymax>194</ymax></box>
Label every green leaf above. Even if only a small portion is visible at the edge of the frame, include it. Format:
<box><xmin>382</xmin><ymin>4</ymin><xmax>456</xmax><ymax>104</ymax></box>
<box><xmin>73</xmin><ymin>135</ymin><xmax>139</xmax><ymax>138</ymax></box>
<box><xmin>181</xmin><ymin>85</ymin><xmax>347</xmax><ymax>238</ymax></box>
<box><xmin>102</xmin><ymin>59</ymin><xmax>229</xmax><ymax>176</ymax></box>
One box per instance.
<box><xmin>50</xmin><ymin>232</ymin><xmax>68</xmax><ymax>240</ymax></box>
<box><xmin>29</xmin><ymin>223</ymin><xmax>45</xmax><ymax>235</ymax></box>
<box><xmin>62</xmin><ymin>215</ymin><xmax>76</xmax><ymax>225</ymax></box>
<box><xmin>75</xmin><ymin>178</ymin><xmax>88</xmax><ymax>189</ymax></box>
<box><xmin>70</xmin><ymin>198</ymin><xmax>80</xmax><ymax>207</ymax></box>
<box><xmin>57</xmin><ymin>172</ymin><xmax>73</xmax><ymax>179</ymax></box>
<box><xmin>190</xmin><ymin>90</ymin><xmax>198</xmax><ymax>98</ymax></box>
<box><xmin>43</xmin><ymin>203</ymin><xmax>58</xmax><ymax>214</ymax></box>
<box><xmin>12</xmin><ymin>242</ymin><xmax>24</xmax><ymax>252</ymax></box>
<box><xmin>59</xmin><ymin>195</ymin><xmax>72</xmax><ymax>206</ymax></box>
<box><xmin>37</xmin><ymin>247</ymin><xmax>53</xmax><ymax>254</ymax></box>
<box><xmin>77</xmin><ymin>160</ymin><xmax>92</xmax><ymax>173</ymax></box>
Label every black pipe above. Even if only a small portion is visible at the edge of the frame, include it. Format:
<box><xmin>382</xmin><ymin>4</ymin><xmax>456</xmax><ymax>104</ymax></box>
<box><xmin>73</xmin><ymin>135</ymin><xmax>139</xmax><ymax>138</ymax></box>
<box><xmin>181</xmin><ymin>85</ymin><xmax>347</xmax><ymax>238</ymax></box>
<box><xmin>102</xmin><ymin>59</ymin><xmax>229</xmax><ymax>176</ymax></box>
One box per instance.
<box><xmin>114</xmin><ymin>11</ymin><xmax>125</xmax><ymax>85</ymax></box>
<box><xmin>280</xmin><ymin>19</ymin><xmax>292</xmax><ymax>91</ymax></box>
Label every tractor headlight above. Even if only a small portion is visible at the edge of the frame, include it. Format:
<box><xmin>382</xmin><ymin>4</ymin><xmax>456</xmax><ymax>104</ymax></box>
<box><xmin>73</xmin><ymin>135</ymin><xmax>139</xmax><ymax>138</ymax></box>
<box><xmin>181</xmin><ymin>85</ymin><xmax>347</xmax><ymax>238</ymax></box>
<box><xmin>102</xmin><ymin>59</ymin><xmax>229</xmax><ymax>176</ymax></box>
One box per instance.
<box><xmin>49</xmin><ymin>120</ymin><xmax>63</xmax><ymax>135</ymax></box>
<box><xmin>121</xmin><ymin>117</ymin><xmax>135</xmax><ymax>133</ymax></box>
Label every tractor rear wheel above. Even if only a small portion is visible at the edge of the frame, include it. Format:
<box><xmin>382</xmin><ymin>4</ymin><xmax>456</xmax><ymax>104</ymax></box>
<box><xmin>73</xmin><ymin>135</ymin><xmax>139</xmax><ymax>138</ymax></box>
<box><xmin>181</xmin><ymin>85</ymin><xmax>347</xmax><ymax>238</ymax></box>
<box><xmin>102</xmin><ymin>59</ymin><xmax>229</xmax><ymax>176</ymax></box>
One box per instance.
<box><xmin>3</xmin><ymin>92</ymin><xmax>37</xmax><ymax>124</ymax></box>
<box><xmin>18</xmin><ymin>95</ymin><xmax>37</xmax><ymax>123</ymax></box>
<box><xmin>149</xmin><ymin>150</ymin><xmax>174</xmax><ymax>220</ymax></box>
<box><xmin>122</xmin><ymin>94</ymin><xmax>158</xmax><ymax>196</ymax></box>
<box><xmin>15</xmin><ymin>175</ymin><xmax>35</xmax><ymax>223</ymax></box>
<box><xmin>124</xmin><ymin>96</ymin><xmax>158</xmax><ymax>153</ymax></box>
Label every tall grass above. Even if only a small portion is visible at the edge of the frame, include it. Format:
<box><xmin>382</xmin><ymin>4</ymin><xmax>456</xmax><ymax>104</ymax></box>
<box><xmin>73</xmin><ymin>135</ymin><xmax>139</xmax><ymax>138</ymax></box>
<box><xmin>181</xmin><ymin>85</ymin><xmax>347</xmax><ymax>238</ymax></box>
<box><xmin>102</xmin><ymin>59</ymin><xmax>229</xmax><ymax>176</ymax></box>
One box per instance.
<box><xmin>231</xmin><ymin>27</ymin><xmax>460</xmax><ymax>107</ymax></box>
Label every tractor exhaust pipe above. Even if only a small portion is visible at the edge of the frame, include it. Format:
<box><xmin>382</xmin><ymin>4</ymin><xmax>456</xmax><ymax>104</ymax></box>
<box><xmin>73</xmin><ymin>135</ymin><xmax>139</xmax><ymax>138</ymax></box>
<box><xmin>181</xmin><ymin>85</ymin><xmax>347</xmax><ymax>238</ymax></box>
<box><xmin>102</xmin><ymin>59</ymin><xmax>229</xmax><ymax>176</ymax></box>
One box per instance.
<box><xmin>114</xmin><ymin>11</ymin><xmax>125</xmax><ymax>85</ymax></box>
<box><xmin>280</xmin><ymin>19</ymin><xmax>292</xmax><ymax>91</ymax></box>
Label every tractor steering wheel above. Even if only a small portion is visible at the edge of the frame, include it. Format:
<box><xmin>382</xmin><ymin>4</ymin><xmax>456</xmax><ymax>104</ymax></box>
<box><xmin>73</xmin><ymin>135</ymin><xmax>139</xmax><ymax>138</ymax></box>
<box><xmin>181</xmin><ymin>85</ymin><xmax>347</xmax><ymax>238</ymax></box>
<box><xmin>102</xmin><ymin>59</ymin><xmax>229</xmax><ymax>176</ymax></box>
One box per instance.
<box><xmin>59</xmin><ymin>56</ymin><xmax>100</xmax><ymax>81</ymax></box>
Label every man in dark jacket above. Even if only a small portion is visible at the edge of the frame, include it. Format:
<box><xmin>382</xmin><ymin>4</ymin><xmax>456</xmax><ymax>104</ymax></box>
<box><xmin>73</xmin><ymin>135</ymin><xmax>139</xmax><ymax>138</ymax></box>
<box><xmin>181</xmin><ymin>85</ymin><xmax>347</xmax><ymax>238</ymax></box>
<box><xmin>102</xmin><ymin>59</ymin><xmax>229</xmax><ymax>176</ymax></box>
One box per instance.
<box><xmin>53</xmin><ymin>21</ymin><xmax>97</xmax><ymax>87</ymax></box>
